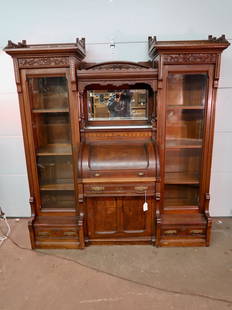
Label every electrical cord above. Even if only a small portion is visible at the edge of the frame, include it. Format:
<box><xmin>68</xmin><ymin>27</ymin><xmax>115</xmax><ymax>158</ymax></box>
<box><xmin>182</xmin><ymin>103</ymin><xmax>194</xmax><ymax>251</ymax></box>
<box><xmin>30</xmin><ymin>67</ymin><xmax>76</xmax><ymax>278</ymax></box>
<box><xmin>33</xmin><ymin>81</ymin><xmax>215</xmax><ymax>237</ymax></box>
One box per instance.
<box><xmin>0</xmin><ymin>209</ymin><xmax>11</xmax><ymax>247</ymax></box>
<box><xmin>3</xmin><ymin>234</ymin><xmax>232</xmax><ymax>306</ymax></box>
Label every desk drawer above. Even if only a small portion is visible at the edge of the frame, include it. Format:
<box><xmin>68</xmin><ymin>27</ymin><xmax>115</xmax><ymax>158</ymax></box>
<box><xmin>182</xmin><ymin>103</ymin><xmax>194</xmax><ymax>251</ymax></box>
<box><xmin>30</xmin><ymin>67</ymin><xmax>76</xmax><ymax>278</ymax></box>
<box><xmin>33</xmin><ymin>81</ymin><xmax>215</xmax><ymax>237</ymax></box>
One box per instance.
<box><xmin>84</xmin><ymin>183</ymin><xmax>155</xmax><ymax>197</ymax></box>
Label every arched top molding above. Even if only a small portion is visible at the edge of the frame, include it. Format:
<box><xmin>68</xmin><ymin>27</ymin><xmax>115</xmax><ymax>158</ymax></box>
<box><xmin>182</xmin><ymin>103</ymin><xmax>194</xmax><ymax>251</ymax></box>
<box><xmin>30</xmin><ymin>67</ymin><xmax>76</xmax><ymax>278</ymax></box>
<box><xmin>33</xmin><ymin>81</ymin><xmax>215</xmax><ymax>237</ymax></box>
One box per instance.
<box><xmin>84</xmin><ymin>61</ymin><xmax>152</xmax><ymax>71</ymax></box>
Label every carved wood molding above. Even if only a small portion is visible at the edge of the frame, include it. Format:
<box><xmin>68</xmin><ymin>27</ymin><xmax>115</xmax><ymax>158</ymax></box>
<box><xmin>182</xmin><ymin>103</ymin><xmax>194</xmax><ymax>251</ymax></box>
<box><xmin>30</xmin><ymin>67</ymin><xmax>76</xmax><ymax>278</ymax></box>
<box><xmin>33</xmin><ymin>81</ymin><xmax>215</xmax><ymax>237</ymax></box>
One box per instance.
<box><xmin>163</xmin><ymin>53</ymin><xmax>217</xmax><ymax>64</ymax></box>
<box><xmin>87</xmin><ymin>62</ymin><xmax>152</xmax><ymax>71</ymax></box>
<box><xmin>78</xmin><ymin>80</ymin><xmax>155</xmax><ymax>92</ymax></box>
<box><xmin>85</xmin><ymin>132</ymin><xmax>152</xmax><ymax>140</ymax></box>
<box><xmin>18</xmin><ymin>56</ymin><xmax>69</xmax><ymax>67</ymax></box>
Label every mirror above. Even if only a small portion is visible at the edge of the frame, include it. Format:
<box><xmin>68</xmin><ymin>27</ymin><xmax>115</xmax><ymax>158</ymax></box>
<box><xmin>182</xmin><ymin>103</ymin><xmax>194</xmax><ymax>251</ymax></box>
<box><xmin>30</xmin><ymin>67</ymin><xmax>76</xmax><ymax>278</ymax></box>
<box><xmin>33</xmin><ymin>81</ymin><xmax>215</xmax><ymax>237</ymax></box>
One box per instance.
<box><xmin>87</xmin><ymin>89</ymin><xmax>148</xmax><ymax>120</ymax></box>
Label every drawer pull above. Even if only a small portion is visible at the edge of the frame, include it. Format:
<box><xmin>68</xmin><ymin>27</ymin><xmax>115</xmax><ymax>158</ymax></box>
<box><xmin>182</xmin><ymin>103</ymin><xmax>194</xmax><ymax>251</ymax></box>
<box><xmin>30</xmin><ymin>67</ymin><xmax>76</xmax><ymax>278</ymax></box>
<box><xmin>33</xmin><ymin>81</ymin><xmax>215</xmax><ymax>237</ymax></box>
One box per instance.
<box><xmin>38</xmin><ymin>231</ymin><xmax>49</xmax><ymax>237</ymax></box>
<box><xmin>91</xmin><ymin>186</ymin><xmax>105</xmax><ymax>192</ymax></box>
<box><xmin>164</xmin><ymin>230</ymin><xmax>177</xmax><ymax>235</ymax></box>
<box><xmin>64</xmin><ymin>231</ymin><xmax>76</xmax><ymax>236</ymax></box>
<box><xmin>134</xmin><ymin>186</ymin><xmax>148</xmax><ymax>192</ymax></box>
<box><xmin>190</xmin><ymin>229</ymin><xmax>203</xmax><ymax>235</ymax></box>
<box><xmin>94</xmin><ymin>173</ymin><xmax>101</xmax><ymax>177</ymax></box>
<box><xmin>138</xmin><ymin>172</ymin><xmax>145</xmax><ymax>176</ymax></box>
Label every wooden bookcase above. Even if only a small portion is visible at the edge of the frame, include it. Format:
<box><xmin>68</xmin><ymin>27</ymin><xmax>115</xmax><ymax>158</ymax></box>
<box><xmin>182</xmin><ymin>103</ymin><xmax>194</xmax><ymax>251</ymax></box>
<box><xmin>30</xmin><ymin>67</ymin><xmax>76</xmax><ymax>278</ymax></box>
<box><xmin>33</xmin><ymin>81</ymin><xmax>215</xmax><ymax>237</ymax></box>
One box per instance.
<box><xmin>4</xmin><ymin>35</ymin><xmax>229</xmax><ymax>248</ymax></box>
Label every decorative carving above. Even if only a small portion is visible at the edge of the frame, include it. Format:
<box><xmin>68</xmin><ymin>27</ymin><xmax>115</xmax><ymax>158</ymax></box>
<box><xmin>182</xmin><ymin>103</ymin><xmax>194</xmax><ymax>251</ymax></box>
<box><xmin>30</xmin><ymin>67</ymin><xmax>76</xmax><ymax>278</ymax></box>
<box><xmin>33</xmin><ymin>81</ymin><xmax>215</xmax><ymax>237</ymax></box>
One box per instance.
<box><xmin>208</xmin><ymin>34</ymin><xmax>229</xmax><ymax>44</ymax></box>
<box><xmin>5</xmin><ymin>40</ymin><xmax>27</xmax><ymax>48</ymax></box>
<box><xmin>76</xmin><ymin>38</ymin><xmax>86</xmax><ymax>53</ymax></box>
<box><xmin>87</xmin><ymin>62</ymin><xmax>152</xmax><ymax>71</ymax></box>
<box><xmin>18</xmin><ymin>57</ymin><xmax>69</xmax><ymax>67</ymax></box>
<box><xmin>155</xmin><ymin>193</ymin><xmax>161</xmax><ymax>201</ymax></box>
<box><xmin>69</xmin><ymin>57</ymin><xmax>77</xmax><ymax>91</ymax></box>
<box><xmin>79</xmin><ymin>80</ymin><xmax>155</xmax><ymax>92</ymax></box>
<box><xmin>163</xmin><ymin>53</ymin><xmax>217</xmax><ymax>64</ymax></box>
<box><xmin>148</xmin><ymin>36</ymin><xmax>157</xmax><ymax>49</ymax></box>
<box><xmin>85</xmin><ymin>132</ymin><xmax>152</xmax><ymax>140</ymax></box>
<box><xmin>29</xmin><ymin>196</ymin><xmax>35</xmax><ymax>218</ymax></box>
<box><xmin>13</xmin><ymin>58</ymin><xmax>22</xmax><ymax>93</ymax></box>
<box><xmin>79</xmin><ymin>92</ymin><xmax>85</xmax><ymax>130</ymax></box>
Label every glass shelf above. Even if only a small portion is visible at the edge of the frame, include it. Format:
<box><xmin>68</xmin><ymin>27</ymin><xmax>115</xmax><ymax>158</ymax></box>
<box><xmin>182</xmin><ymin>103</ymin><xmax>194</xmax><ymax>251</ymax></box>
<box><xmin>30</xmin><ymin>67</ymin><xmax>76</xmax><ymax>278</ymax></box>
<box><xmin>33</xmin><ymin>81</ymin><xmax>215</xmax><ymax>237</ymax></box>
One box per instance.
<box><xmin>40</xmin><ymin>183</ymin><xmax>74</xmax><ymax>191</ymax></box>
<box><xmin>167</xmin><ymin>105</ymin><xmax>204</xmax><ymax>110</ymax></box>
<box><xmin>166</xmin><ymin>139</ymin><xmax>202</xmax><ymax>149</ymax></box>
<box><xmin>37</xmin><ymin>144</ymin><xmax>72</xmax><ymax>156</ymax></box>
<box><xmin>32</xmin><ymin>108</ymin><xmax>69</xmax><ymax>113</ymax></box>
<box><xmin>165</xmin><ymin>172</ymin><xmax>200</xmax><ymax>184</ymax></box>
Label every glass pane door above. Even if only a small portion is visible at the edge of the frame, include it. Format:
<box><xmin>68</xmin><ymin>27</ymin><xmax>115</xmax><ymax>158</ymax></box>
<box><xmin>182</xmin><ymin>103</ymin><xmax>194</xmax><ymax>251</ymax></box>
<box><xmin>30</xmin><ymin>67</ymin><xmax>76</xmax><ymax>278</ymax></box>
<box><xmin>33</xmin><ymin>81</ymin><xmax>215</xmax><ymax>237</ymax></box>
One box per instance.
<box><xmin>29</xmin><ymin>76</ymin><xmax>75</xmax><ymax>210</ymax></box>
<box><xmin>164</xmin><ymin>73</ymin><xmax>207</xmax><ymax>212</ymax></box>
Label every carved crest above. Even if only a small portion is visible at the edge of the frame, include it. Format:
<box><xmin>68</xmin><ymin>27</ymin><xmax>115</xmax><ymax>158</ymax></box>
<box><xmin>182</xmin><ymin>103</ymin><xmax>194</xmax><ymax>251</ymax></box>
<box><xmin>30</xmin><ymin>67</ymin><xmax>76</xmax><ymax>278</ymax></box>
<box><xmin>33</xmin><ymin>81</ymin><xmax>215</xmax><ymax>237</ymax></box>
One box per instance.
<box><xmin>163</xmin><ymin>53</ymin><xmax>217</xmax><ymax>64</ymax></box>
<box><xmin>18</xmin><ymin>57</ymin><xmax>69</xmax><ymax>67</ymax></box>
<box><xmin>86</xmin><ymin>62</ymin><xmax>152</xmax><ymax>71</ymax></box>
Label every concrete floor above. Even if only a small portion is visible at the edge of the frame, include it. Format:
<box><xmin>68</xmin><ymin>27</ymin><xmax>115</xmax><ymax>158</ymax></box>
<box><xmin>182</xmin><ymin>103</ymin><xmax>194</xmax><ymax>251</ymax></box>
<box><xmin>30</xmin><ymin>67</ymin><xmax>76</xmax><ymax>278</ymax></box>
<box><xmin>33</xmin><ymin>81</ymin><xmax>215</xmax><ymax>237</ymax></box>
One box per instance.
<box><xmin>0</xmin><ymin>218</ymin><xmax>232</xmax><ymax>310</ymax></box>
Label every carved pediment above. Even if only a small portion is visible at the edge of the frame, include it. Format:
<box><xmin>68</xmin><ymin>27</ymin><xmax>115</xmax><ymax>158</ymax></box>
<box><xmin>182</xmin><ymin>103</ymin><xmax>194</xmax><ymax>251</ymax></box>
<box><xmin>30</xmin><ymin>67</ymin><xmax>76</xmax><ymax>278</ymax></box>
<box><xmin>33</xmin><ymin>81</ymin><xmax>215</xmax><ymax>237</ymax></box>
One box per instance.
<box><xmin>86</xmin><ymin>61</ymin><xmax>152</xmax><ymax>71</ymax></box>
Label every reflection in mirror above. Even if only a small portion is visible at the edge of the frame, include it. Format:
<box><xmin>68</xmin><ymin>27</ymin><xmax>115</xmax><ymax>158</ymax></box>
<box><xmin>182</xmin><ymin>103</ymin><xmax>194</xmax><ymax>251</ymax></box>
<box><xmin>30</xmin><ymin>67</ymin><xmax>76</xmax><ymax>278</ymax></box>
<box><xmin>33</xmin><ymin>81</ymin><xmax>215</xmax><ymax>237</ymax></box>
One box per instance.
<box><xmin>87</xmin><ymin>89</ymin><xmax>148</xmax><ymax>120</ymax></box>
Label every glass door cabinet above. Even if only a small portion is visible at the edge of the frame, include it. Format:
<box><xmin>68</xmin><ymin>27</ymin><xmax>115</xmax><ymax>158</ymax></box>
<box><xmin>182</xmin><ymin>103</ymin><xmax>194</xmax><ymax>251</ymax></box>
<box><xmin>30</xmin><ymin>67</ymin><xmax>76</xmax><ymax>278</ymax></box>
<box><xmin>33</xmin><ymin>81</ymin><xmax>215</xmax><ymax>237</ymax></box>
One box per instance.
<box><xmin>28</xmin><ymin>76</ymin><xmax>75</xmax><ymax>210</ymax></box>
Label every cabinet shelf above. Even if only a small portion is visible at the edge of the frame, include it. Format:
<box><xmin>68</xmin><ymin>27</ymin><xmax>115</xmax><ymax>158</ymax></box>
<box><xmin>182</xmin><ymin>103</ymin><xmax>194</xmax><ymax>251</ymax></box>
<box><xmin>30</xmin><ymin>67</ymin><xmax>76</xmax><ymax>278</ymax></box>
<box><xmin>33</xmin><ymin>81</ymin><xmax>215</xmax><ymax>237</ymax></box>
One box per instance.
<box><xmin>40</xmin><ymin>184</ymin><xmax>74</xmax><ymax>191</ymax></box>
<box><xmin>32</xmin><ymin>108</ymin><xmax>69</xmax><ymax>113</ymax></box>
<box><xmin>166</xmin><ymin>139</ymin><xmax>202</xmax><ymax>149</ymax></box>
<box><xmin>167</xmin><ymin>105</ymin><xmax>204</xmax><ymax>110</ymax></box>
<box><xmin>37</xmin><ymin>144</ymin><xmax>72</xmax><ymax>156</ymax></box>
<box><xmin>165</xmin><ymin>172</ymin><xmax>200</xmax><ymax>184</ymax></box>
<box><xmin>163</xmin><ymin>205</ymin><xmax>199</xmax><ymax>213</ymax></box>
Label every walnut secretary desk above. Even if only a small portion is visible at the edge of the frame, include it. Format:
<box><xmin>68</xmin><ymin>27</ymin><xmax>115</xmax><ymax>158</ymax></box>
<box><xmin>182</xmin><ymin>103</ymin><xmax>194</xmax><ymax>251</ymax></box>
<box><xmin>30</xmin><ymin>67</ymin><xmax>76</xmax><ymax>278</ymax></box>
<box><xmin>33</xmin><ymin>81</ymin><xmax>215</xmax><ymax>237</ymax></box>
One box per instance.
<box><xmin>4</xmin><ymin>35</ymin><xmax>230</xmax><ymax>248</ymax></box>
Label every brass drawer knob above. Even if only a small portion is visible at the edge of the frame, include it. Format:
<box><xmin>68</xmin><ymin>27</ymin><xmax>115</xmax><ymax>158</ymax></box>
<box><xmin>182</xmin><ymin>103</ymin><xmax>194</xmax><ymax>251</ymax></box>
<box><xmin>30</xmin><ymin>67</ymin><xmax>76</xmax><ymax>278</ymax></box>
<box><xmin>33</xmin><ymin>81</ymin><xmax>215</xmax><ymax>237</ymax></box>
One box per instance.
<box><xmin>190</xmin><ymin>229</ymin><xmax>203</xmax><ymax>235</ymax></box>
<box><xmin>38</xmin><ymin>231</ymin><xmax>49</xmax><ymax>237</ymax></box>
<box><xmin>94</xmin><ymin>173</ymin><xmax>101</xmax><ymax>177</ymax></box>
<box><xmin>164</xmin><ymin>230</ymin><xmax>177</xmax><ymax>235</ymax></box>
<box><xmin>134</xmin><ymin>186</ymin><xmax>148</xmax><ymax>192</ymax></box>
<box><xmin>138</xmin><ymin>172</ymin><xmax>145</xmax><ymax>176</ymax></box>
<box><xmin>91</xmin><ymin>186</ymin><xmax>105</xmax><ymax>192</ymax></box>
<box><xmin>64</xmin><ymin>231</ymin><xmax>76</xmax><ymax>236</ymax></box>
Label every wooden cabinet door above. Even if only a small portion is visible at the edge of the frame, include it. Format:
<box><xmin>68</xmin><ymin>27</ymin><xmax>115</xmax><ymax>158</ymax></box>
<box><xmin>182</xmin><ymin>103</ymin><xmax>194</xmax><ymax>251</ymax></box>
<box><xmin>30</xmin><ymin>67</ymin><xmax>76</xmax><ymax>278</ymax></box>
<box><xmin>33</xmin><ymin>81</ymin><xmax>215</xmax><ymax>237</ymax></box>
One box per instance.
<box><xmin>87</xmin><ymin>197</ymin><xmax>118</xmax><ymax>238</ymax></box>
<box><xmin>120</xmin><ymin>197</ymin><xmax>152</xmax><ymax>236</ymax></box>
<box><xmin>86</xmin><ymin>197</ymin><xmax>153</xmax><ymax>239</ymax></box>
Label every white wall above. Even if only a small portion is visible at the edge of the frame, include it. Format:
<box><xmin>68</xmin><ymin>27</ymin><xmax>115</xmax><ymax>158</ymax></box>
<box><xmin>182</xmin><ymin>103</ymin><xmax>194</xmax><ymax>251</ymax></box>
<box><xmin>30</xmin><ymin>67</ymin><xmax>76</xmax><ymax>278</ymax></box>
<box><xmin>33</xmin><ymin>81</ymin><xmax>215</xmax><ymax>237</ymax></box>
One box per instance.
<box><xmin>0</xmin><ymin>0</ymin><xmax>231</xmax><ymax>217</ymax></box>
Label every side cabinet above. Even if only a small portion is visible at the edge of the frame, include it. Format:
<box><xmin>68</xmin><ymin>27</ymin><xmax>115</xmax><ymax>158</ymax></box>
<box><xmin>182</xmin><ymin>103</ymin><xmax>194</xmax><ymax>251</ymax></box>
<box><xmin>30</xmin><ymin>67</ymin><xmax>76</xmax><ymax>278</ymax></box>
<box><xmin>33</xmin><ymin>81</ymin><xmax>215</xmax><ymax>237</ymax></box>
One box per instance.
<box><xmin>4</xmin><ymin>39</ymin><xmax>86</xmax><ymax>249</ymax></box>
<box><xmin>148</xmin><ymin>35</ymin><xmax>230</xmax><ymax>246</ymax></box>
<box><xmin>86</xmin><ymin>197</ymin><xmax>154</xmax><ymax>244</ymax></box>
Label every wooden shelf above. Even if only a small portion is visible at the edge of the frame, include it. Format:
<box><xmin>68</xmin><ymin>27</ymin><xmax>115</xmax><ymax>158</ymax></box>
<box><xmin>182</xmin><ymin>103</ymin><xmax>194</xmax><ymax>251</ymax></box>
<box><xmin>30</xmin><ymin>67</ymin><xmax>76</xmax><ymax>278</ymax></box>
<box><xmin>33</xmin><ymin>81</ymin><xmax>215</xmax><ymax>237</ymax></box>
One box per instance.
<box><xmin>167</xmin><ymin>105</ymin><xmax>204</xmax><ymax>110</ymax></box>
<box><xmin>40</xmin><ymin>184</ymin><xmax>74</xmax><ymax>191</ymax></box>
<box><xmin>32</xmin><ymin>108</ymin><xmax>69</xmax><ymax>113</ymax></box>
<box><xmin>166</xmin><ymin>139</ymin><xmax>202</xmax><ymax>149</ymax></box>
<box><xmin>163</xmin><ymin>205</ymin><xmax>200</xmax><ymax>214</ymax></box>
<box><xmin>37</xmin><ymin>144</ymin><xmax>72</xmax><ymax>156</ymax></box>
<box><xmin>165</xmin><ymin>172</ymin><xmax>200</xmax><ymax>184</ymax></box>
<box><xmin>160</xmin><ymin>213</ymin><xmax>206</xmax><ymax>225</ymax></box>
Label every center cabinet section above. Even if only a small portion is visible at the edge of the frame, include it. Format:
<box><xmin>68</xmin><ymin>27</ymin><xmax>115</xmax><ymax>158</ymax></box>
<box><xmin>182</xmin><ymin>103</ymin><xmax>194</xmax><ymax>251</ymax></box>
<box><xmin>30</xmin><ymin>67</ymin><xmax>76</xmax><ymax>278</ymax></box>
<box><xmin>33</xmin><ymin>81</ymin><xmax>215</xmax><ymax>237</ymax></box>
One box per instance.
<box><xmin>86</xmin><ymin>197</ymin><xmax>154</xmax><ymax>243</ymax></box>
<box><xmin>80</xmin><ymin>138</ymin><xmax>158</xmax><ymax>244</ymax></box>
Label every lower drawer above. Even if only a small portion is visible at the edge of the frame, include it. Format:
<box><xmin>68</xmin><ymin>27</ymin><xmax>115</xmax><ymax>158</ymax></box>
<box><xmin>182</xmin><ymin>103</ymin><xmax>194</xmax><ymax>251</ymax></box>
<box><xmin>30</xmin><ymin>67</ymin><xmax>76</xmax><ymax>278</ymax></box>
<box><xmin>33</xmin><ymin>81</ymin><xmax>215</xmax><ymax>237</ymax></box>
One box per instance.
<box><xmin>84</xmin><ymin>183</ymin><xmax>155</xmax><ymax>196</ymax></box>
<box><xmin>35</xmin><ymin>227</ymin><xmax>78</xmax><ymax>241</ymax></box>
<box><xmin>161</xmin><ymin>226</ymin><xmax>206</xmax><ymax>238</ymax></box>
